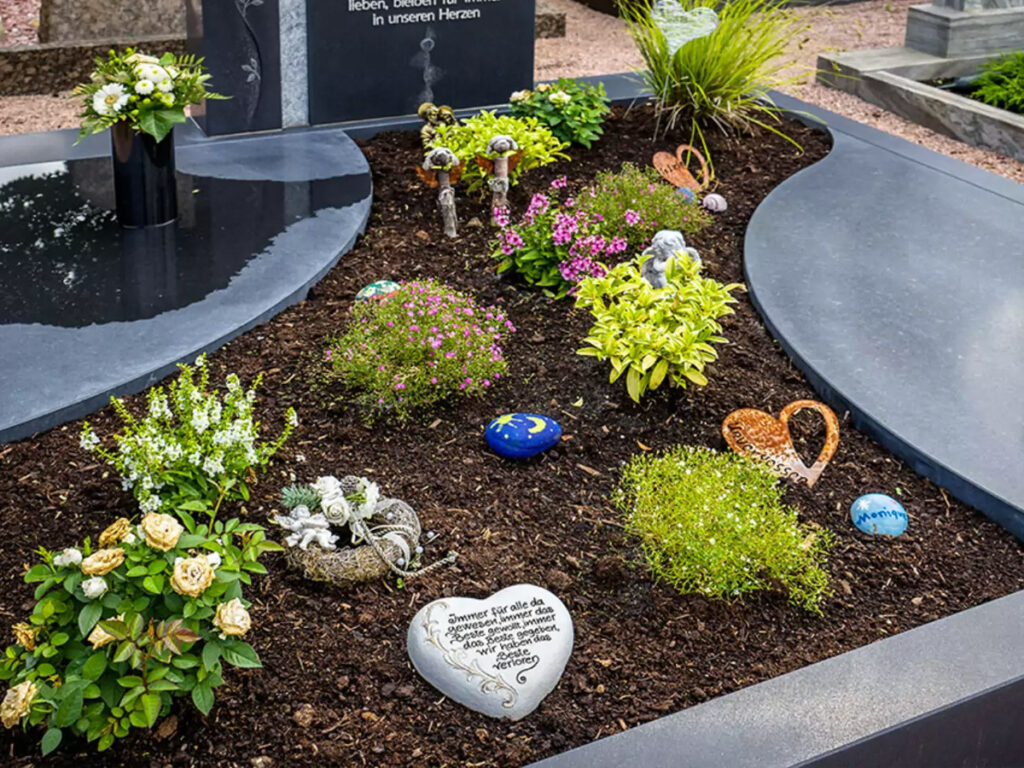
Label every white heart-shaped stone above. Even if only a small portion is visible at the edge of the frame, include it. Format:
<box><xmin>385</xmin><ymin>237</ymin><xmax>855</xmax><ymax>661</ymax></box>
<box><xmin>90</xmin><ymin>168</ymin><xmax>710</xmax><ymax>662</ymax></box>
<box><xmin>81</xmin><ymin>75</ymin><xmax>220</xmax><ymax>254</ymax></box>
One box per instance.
<box><xmin>407</xmin><ymin>584</ymin><xmax>574</xmax><ymax>721</ymax></box>
<box><xmin>651</xmin><ymin>3</ymin><xmax>719</xmax><ymax>56</ymax></box>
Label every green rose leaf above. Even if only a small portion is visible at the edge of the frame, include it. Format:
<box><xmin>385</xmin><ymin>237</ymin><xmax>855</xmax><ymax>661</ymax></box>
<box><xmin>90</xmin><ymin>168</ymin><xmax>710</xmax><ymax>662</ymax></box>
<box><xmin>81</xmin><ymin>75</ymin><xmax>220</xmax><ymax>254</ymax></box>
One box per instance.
<box><xmin>41</xmin><ymin>727</ymin><xmax>62</xmax><ymax>756</ymax></box>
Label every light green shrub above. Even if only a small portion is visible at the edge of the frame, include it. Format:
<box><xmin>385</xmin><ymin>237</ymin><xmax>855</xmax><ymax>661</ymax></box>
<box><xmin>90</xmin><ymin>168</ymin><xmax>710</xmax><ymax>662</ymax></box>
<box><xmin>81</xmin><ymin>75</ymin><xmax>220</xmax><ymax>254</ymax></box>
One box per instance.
<box><xmin>574</xmin><ymin>253</ymin><xmax>739</xmax><ymax>402</ymax></box>
<box><xmin>431</xmin><ymin>111</ymin><xmax>569</xmax><ymax>193</ymax></box>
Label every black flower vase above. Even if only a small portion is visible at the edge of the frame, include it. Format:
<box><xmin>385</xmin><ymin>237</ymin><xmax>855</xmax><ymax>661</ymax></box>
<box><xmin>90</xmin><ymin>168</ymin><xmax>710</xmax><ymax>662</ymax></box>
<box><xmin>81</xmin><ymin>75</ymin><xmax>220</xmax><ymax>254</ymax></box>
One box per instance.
<box><xmin>110</xmin><ymin>121</ymin><xmax>178</xmax><ymax>228</ymax></box>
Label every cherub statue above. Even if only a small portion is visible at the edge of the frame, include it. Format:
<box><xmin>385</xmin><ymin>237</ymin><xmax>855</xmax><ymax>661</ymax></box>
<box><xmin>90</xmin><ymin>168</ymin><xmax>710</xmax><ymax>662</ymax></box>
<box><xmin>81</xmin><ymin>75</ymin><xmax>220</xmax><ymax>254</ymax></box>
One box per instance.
<box><xmin>640</xmin><ymin>230</ymin><xmax>702</xmax><ymax>289</ymax></box>
<box><xmin>273</xmin><ymin>505</ymin><xmax>339</xmax><ymax>551</ymax></box>
<box><xmin>417</xmin><ymin>102</ymin><xmax>456</xmax><ymax>148</ymax></box>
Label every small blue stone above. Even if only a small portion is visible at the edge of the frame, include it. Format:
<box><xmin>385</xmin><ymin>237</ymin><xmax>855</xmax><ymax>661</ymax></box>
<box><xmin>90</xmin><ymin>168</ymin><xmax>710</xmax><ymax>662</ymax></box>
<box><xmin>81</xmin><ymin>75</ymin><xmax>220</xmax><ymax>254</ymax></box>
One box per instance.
<box><xmin>486</xmin><ymin>413</ymin><xmax>562</xmax><ymax>459</ymax></box>
<box><xmin>675</xmin><ymin>187</ymin><xmax>697</xmax><ymax>203</ymax></box>
<box><xmin>851</xmin><ymin>494</ymin><xmax>909</xmax><ymax>537</ymax></box>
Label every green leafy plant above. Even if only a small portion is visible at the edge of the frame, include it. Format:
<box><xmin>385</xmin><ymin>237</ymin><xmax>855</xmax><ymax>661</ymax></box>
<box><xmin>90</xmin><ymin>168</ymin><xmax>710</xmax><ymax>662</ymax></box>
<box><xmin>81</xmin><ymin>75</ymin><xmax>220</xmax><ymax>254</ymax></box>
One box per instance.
<box><xmin>80</xmin><ymin>355</ymin><xmax>296</xmax><ymax>520</ymax></box>
<box><xmin>620</xmin><ymin>0</ymin><xmax>810</xmax><ymax>158</ymax></box>
<box><xmin>574</xmin><ymin>253</ymin><xmax>740</xmax><ymax>402</ymax></box>
<box><xmin>972</xmin><ymin>51</ymin><xmax>1024</xmax><ymax>115</ymax></box>
<box><xmin>431</xmin><ymin>111</ymin><xmax>569</xmax><ymax>193</ymax></box>
<box><xmin>574</xmin><ymin>162</ymin><xmax>710</xmax><ymax>251</ymax></box>
<box><xmin>615</xmin><ymin>445</ymin><xmax>833</xmax><ymax>613</ymax></box>
<box><xmin>325</xmin><ymin>279</ymin><xmax>515</xmax><ymax>422</ymax></box>
<box><xmin>74</xmin><ymin>48</ymin><xmax>226</xmax><ymax>143</ymax></box>
<box><xmin>0</xmin><ymin>512</ymin><xmax>279</xmax><ymax>754</ymax></box>
<box><xmin>509</xmin><ymin>79</ymin><xmax>611</xmax><ymax>148</ymax></box>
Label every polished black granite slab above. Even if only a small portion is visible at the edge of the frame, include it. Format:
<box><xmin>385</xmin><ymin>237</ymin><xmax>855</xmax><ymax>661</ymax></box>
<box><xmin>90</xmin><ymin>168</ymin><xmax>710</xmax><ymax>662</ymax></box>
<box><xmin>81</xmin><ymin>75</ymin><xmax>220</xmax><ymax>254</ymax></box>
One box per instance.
<box><xmin>745</xmin><ymin>93</ymin><xmax>1024</xmax><ymax>541</ymax></box>
<box><xmin>0</xmin><ymin>126</ymin><xmax>371</xmax><ymax>443</ymax></box>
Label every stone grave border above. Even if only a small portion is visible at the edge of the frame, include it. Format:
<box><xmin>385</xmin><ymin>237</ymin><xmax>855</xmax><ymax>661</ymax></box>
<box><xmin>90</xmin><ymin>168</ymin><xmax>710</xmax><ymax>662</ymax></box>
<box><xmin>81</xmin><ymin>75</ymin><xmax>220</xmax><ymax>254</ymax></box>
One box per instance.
<box><xmin>818</xmin><ymin>47</ymin><xmax>1024</xmax><ymax>162</ymax></box>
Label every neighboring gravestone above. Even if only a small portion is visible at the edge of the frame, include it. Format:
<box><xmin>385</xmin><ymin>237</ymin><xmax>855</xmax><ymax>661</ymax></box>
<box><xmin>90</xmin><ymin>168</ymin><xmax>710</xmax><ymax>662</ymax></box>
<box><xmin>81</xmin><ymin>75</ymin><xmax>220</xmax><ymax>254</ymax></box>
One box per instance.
<box><xmin>39</xmin><ymin>0</ymin><xmax>184</xmax><ymax>43</ymax></box>
<box><xmin>407</xmin><ymin>584</ymin><xmax>573</xmax><ymax>721</ymax></box>
<box><xmin>186</xmin><ymin>0</ymin><xmax>286</xmax><ymax>136</ymax></box>
<box><xmin>306</xmin><ymin>0</ymin><xmax>536</xmax><ymax>124</ymax></box>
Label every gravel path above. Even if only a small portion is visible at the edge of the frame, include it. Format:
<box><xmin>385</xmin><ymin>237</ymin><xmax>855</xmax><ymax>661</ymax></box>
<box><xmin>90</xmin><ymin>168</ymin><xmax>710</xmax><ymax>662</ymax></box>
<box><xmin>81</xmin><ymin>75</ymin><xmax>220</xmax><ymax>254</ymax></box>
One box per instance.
<box><xmin>0</xmin><ymin>0</ymin><xmax>37</xmax><ymax>46</ymax></box>
<box><xmin>1</xmin><ymin>0</ymin><xmax>1022</xmax><ymax>183</ymax></box>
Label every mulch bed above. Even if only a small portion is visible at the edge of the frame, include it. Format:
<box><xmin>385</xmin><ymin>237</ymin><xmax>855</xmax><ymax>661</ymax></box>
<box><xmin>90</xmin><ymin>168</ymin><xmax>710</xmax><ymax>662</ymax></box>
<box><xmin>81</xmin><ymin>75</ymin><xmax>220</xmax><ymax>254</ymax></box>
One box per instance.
<box><xmin>1</xmin><ymin>105</ymin><xmax>1022</xmax><ymax>767</ymax></box>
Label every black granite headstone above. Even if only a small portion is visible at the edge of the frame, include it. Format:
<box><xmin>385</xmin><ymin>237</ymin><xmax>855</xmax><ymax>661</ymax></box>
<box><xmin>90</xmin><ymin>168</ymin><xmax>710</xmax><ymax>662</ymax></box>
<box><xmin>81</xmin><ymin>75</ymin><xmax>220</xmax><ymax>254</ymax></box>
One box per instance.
<box><xmin>307</xmin><ymin>0</ymin><xmax>536</xmax><ymax>124</ymax></box>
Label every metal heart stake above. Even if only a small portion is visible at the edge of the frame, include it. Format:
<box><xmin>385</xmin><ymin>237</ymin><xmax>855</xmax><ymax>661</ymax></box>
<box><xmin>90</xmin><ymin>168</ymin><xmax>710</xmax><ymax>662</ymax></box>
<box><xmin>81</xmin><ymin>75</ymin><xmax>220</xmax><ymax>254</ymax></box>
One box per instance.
<box><xmin>722</xmin><ymin>400</ymin><xmax>840</xmax><ymax>487</ymax></box>
<box><xmin>652</xmin><ymin>143</ymin><xmax>710</xmax><ymax>191</ymax></box>
<box><xmin>651</xmin><ymin>3</ymin><xmax>719</xmax><ymax>58</ymax></box>
<box><xmin>407</xmin><ymin>584</ymin><xmax>573</xmax><ymax>721</ymax></box>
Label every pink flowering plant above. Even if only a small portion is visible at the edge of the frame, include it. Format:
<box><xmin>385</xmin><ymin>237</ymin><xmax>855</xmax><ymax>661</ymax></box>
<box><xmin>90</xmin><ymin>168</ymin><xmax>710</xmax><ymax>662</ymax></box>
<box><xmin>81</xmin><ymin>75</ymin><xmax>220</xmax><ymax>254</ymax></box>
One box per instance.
<box><xmin>325</xmin><ymin>280</ymin><xmax>514</xmax><ymax>422</ymax></box>
<box><xmin>493</xmin><ymin>177</ymin><xmax>628</xmax><ymax>300</ymax></box>
<box><xmin>573</xmin><ymin>163</ymin><xmax>710</xmax><ymax>252</ymax></box>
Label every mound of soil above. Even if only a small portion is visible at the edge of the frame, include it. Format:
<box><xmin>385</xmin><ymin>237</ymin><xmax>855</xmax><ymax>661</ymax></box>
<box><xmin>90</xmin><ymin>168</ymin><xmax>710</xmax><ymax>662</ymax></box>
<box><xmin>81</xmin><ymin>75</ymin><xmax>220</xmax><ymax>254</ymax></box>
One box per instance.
<box><xmin>1</xmin><ymin>105</ymin><xmax>1021</xmax><ymax>767</ymax></box>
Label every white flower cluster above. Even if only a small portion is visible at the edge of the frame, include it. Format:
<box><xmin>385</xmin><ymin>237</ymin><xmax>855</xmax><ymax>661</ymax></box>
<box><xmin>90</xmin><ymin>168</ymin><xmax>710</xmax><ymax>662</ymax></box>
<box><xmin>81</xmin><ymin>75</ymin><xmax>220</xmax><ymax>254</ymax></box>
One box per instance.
<box><xmin>92</xmin><ymin>53</ymin><xmax>179</xmax><ymax>117</ymax></box>
<box><xmin>312</xmin><ymin>476</ymin><xmax>379</xmax><ymax>527</ymax></box>
<box><xmin>548</xmin><ymin>90</ymin><xmax>572</xmax><ymax>107</ymax></box>
<box><xmin>273</xmin><ymin>506</ymin><xmax>339</xmax><ymax>551</ymax></box>
<box><xmin>80</xmin><ymin>354</ymin><xmax>295</xmax><ymax>515</ymax></box>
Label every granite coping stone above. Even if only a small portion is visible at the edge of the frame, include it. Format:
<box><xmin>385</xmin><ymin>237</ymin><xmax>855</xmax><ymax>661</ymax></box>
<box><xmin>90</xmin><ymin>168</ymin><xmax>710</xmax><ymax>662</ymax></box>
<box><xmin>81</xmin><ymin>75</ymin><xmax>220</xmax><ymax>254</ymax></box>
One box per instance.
<box><xmin>527</xmin><ymin>590</ymin><xmax>1024</xmax><ymax>768</ymax></box>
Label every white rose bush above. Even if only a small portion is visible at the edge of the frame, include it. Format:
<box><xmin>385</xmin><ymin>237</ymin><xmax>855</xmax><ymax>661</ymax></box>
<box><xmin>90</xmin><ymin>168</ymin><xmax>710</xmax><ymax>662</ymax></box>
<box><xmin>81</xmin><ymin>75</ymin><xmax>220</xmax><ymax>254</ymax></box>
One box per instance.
<box><xmin>0</xmin><ymin>511</ymin><xmax>279</xmax><ymax>755</ymax></box>
<box><xmin>80</xmin><ymin>354</ymin><xmax>296</xmax><ymax>522</ymax></box>
<box><xmin>74</xmin><ymin>48</ymin><xmax>226</xmax><ymax>143</ymax></box>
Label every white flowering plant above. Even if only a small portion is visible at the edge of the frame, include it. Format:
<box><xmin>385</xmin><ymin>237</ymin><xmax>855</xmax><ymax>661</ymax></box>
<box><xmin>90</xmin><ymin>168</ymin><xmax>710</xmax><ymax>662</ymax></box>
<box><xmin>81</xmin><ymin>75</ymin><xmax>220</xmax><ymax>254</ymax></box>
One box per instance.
<box><xmin>80</xmin><ymin>354</ymin><xmax>296</xmax><ymax>521</ymax></box>
<box><xmin>0</xmin><ymin>513</ymin><xmax>280</xmax><ymax>755</ymax></box>
<box><xmin>73</xmin><ymin>48</ymin><xmax>226</xmax><ymax>144</ymax></box>
<box><xmin>508</xmin><ymin>78</ymin><xmax>610</xmax><ymax>148</ymax></box>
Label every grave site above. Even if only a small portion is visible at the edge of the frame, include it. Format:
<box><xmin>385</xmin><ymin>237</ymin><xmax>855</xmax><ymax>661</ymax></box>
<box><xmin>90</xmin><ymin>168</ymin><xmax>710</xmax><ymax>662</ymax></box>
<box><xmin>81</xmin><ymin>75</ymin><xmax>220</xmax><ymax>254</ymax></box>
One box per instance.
<box><xmin>0</xmin><ymin>1</ymin><xmax>1023</xmax><ymax>766</ymax></box>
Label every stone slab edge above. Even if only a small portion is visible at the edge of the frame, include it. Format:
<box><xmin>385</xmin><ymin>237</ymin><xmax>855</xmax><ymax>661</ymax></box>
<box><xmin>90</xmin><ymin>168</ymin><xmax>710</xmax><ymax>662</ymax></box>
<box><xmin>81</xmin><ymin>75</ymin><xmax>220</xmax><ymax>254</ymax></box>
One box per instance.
<box><xmin>526</xmin><ymin>590</ymin><xmax>1024</xmax><ymax>768</ymax></box>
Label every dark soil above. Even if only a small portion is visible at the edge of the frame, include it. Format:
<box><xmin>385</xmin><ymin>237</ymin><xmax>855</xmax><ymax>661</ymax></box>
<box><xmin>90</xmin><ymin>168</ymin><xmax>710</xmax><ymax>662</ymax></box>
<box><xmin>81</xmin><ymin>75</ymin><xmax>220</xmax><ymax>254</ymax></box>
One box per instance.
<box><xmin>2</xmin><ymin>105</ymin><xmax>1022</xmax><ymax>767</ymax></box>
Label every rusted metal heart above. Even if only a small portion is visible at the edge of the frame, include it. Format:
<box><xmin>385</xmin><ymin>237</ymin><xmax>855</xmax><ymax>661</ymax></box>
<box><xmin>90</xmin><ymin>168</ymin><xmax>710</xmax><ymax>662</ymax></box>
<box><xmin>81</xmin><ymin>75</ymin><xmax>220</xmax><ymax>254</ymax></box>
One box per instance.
<box><xmin>721</xmin><ymin>400</ymin><xmax>840</xmax><ymax>487</ymax></box>
<box><xmin>652</xmin><ymin>144</ymin><xmax>710</xmax><ymax>191</ymax></box>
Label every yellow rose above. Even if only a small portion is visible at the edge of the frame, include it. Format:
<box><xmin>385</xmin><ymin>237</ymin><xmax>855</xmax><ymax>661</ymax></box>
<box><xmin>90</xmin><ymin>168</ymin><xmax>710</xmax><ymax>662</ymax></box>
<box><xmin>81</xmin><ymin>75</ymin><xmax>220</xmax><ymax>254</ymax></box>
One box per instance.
<box><xmin>170</xmin><ymin>556</ymin><xmax>215</xmax><ymax>598</ymax></box>
<box><xmin>1</xmin><ymin>680</ymin><xmax>37</xmax><ymax>728</ymax></box>
<box><xmin>98</xmin><ymin>518</ymin><xmax>132</xmax><ymax>548</ymax></box>
<box><xmin>80</xmin><ymin>548</ymin><xmax>125</xmax><ymax>576</ymax></box>
<box><xmin>212</xmin><ymin>598</ymin><xmax>251</xmax><ymax>639</ymax></box>
<box><xmin>11</xmin><ymin>623</ymin><xmax>36</xmax><ymax>651</ymax></box>
<box><xmin>535</xmin><ymin>82</ymin><xmax>552</xmax><ymax>93</ymax></box>
<box><xmin>86</xmin><ymin>614</ymin><xmax>124</xmax><ymax>649</ymax></box>
<box><xmin>140</xmin><ymin>513</ymin><xmax>183</xmax><ymax>552</ymax></box>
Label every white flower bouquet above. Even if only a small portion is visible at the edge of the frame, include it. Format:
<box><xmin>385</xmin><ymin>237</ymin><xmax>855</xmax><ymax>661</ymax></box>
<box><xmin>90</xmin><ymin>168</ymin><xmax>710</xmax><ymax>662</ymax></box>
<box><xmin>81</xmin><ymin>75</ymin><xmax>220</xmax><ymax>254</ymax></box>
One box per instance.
<box><xmin>73</xmin><ymin>48</ymin><xmax>226</xmax><ymax>144</ymax></box>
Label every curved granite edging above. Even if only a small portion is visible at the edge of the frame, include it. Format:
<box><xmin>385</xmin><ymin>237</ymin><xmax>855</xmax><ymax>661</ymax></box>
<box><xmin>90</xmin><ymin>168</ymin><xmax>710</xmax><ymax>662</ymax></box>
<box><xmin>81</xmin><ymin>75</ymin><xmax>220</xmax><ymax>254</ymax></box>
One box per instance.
<box><xmin>0</xmin><ymin>126</ymin><xmax>372</xmax><ymax>444</ymax></box>
<box><xmin>744</xmin><ymin>95</ymin><xmax>1024</xmax><ymax>541</ymax></box>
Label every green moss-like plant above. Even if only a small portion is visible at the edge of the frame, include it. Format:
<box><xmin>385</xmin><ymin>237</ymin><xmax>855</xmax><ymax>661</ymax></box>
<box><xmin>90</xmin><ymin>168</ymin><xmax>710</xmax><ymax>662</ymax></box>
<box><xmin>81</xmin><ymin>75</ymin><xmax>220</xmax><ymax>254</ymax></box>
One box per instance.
<box><xmin>431</xmin><ymin>111</ymin><xmax>569</xmax><ymax>193</ymax></box>
<box><xmin>614</xmin><ymin>445</ymin><xmax>834</xmax><ymax>613</ymax></box>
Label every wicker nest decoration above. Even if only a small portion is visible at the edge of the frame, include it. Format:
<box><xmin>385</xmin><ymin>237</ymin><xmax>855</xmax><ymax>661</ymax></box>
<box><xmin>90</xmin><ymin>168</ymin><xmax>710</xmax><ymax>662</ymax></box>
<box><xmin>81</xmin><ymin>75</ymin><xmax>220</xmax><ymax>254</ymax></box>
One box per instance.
<box><xmin>274</xmin><ymin>476</ymin><xmax>454</xmax><ymax>588</ymax></box>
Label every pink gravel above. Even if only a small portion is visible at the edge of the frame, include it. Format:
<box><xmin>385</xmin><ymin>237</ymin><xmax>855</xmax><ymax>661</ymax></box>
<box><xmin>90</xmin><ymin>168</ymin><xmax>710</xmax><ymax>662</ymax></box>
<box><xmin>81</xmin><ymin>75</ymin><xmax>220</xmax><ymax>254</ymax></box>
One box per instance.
<box><xmin>0</xmin><ymin>0</ymin><xmax>1022</xmax><ymax>185</ymax></box>
<box><xmin>0</xmin><ymin>0</ymin><xmax>38</xmax><ymax>47</ymax></box>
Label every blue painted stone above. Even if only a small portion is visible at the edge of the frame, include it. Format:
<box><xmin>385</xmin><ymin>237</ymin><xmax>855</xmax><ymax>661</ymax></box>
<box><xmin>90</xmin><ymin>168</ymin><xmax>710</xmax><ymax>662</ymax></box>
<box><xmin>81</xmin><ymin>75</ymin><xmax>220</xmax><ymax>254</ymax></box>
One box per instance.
<box><xmin>486</xmin><ymin>413</ymin><xmax>562</xmax><ymax>459</ymax></box>
<box><xmin>851</xmin><ymin>494</ymin><xmax>909</xmax><ymax>537</ymax></box>
<box><xmin>675</xmin><ymin>187</ymin><xmax>697</xmax><ymax>203</ymax></box>
<box><xmin>356</xmin><ymin>280</ymin><xmax>401</xmax><ymax>301</ymax></box>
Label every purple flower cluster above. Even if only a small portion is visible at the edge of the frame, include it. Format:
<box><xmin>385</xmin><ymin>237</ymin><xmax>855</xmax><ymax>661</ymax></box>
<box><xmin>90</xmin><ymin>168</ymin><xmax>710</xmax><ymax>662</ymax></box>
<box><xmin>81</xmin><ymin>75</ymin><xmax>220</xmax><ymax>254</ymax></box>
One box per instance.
<box><xmin>327</xmin><ymin>280</ymin><xmax>514</xmax><ymax>419</ymax></box>
<box><xmin>559</xmin><ymin>255</ymin><xmax>607</xmax><ymax>288</ymax></box>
